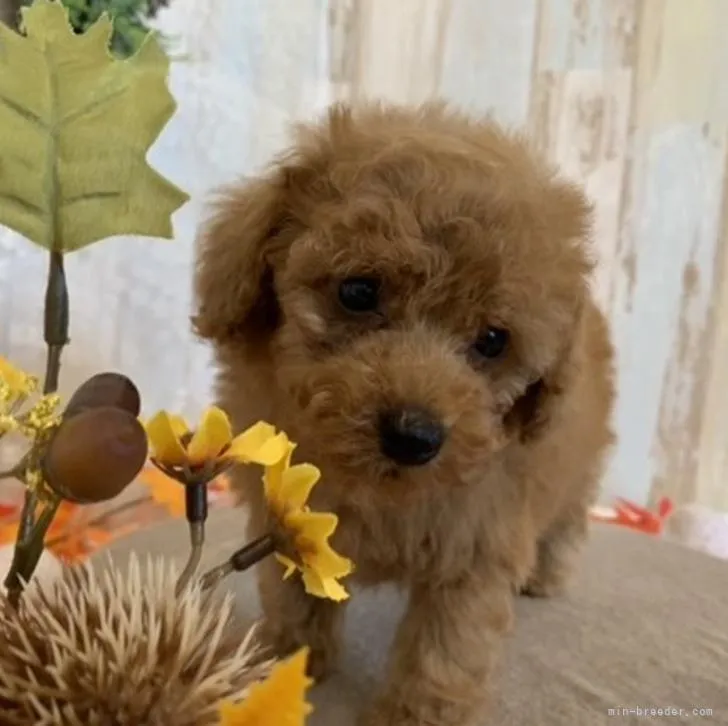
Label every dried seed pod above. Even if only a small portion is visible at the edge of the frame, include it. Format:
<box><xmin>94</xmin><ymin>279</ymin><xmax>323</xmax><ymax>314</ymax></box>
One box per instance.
<box><xmin>64</xmin><ymin>372</ymin><xmax>141</xmax><ymax>418</ymax></box>
<box><xmin>0</xmin><ymin>557</ymin><xmax>273</xmax><ymax>726</ymax></box>
<box><xmin>43</xmin><ymin>407</ymin><xmax>148</xmax><ymax>503</ymax></box>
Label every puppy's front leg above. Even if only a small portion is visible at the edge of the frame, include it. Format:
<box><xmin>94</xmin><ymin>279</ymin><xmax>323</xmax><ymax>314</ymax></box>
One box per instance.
<box><xmin>254</xmin><ymin>544</ymin><xmax>346</xmax><ymax>681</ymax></box>
<box><xmin>522</xmin><ymin>503</ymin><xmax>589</xmax><ymax>598</ymax></box>
<box><xmin>361</xmin><ymin>573</ymin><xmax>513</xmax><ymax>726</ymax></box>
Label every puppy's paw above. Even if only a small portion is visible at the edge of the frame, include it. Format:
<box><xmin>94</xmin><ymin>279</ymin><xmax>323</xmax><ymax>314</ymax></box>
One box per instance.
<box><xmin>520</xmin><ymin>570</ymin><xmax>569</xmax><ymax>598</ymax></box>
<box><xmin>256</xmin><ymin>623</ymin><xmax>338</xmax><ymax>682</ymax></box>
<box><xmin>356</xmin><ymin>703</ymin><xmax>421</xmax><ymax>726</ymax></box>
<box><xmin>358</xmin><ymin>695</ymin><xmax>480</xmax><ymax>726</ymax></box>
<box><xmin>304</xmin><ymin>643</ymin><xmax>338</xmax><ymax>682</ymax></box>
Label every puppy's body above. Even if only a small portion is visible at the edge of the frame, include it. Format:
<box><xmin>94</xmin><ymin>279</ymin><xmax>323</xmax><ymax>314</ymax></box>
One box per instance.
<box><xmin>194</xmin><ymin>103</ymin><xmax>615</xmax><ymax>726</ymax></box>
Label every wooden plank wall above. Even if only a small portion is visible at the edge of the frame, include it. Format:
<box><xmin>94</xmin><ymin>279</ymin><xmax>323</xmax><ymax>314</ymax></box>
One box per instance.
<box><xmin>328</xmin><ymin>0</ymin><xmax>728</xmax><ymax>509</ymax></box>
<box><xmin>1</xmin><ymin>0</ymin><xmax>725</xmax><ymax>509</ymax></box>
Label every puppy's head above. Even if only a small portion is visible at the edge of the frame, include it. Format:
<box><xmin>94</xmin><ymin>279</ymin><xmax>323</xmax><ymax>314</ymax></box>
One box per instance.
<box><xmin>194</xmin><ymin>103</ymin><xmax>594</xmax><ymax>500</ymax></box>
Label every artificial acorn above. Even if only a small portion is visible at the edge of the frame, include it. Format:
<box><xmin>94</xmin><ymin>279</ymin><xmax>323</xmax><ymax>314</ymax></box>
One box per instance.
<box><xmin>64</xmin><ymin>371</ymin><xmax>141</xmax><ymax>418</ymax></box>
<box><xmin>43</xmin><ymin>406</ymin><xmax>148</xmax><ymax>503</ymax></box>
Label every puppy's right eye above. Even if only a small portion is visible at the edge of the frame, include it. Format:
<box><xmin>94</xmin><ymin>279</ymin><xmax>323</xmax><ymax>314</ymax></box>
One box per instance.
<box><xmin>338</xmin><ymin>276</ymin><xmax>380</xmax><ymax>313</ymax></box>
<box><xmin>472</xmin><ymin>327</ymin><xmax>510</xmax><ymax>359</ymax></box>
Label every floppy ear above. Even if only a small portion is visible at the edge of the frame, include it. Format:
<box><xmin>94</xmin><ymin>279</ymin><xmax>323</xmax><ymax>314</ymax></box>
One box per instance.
<box><xmin>506</xmin><ymin>302</ymin><xmax>587</xmax><ymax>443</ymax></box>
<box><xmin>192</xmin><ymin>176</ymin><xmax>288</xmax><ymax>344</ymax></box>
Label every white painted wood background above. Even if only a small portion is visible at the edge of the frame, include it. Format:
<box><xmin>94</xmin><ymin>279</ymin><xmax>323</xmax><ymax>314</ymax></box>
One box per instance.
<box><xmin>0</xmin><ymin>0</ymin><xmax>726</xmax><ymax>509</ymax></box>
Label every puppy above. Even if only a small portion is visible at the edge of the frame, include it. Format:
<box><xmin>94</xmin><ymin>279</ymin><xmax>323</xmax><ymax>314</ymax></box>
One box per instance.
<box><xmin>193</xmin><ymin>102</ymin><xmax>615</xmax><ymax>726</ymax></box>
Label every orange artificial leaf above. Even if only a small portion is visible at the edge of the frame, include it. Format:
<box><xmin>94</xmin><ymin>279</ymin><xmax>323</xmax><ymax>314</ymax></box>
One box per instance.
<box><xmin>0</xmin><ymin>502</ymin><xmax>19</xmax><ymax>519</ymax></box>
<box><xmin>0</xmin><ymin>521</ymin><xmax>19</xmax><ymax>546</ymax></box>
<box><xmin>209</xmin><ymin>473</ymin><xmax>231</xmax><ymax>494</ymax></box>
<box><xmin>85</xmin><ymin>527</ymin><xmax>114</xmax><ymax>549</ymax></box>
<box><xmin>141</xmin><ymin>466</ymin><xmax>185</xmax><ymax>517</ymax></box>
<box><xmin>51</xmin><ymin>525</ymin><xmax>115</xmax><ymax>563</ymax></box>
<box><xmin>52</xmin><ymin>501</ymin><xmax>82</xmax><ymax>526</ymax></box>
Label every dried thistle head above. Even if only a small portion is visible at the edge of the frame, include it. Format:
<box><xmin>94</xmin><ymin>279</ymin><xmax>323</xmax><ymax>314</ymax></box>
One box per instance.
<box><xmin>0</xmin><ymin>556</ymin><xmax>273</xmax><ymax>726</ymax></box>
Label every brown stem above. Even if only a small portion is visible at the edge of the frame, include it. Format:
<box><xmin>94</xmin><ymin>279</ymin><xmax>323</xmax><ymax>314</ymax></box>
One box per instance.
<box><xmin>42</xmin><ymin>250</ymin><xmax>69</xmax><ymax>394</ymax></box>
<box><xmin>198</xmin><ymin>534</ymin><xmax>276</xmax><ymax>592</ymax></box>
<box><xmin>175</xmin><ymin>520</ymin><xmax>205</xmax><ymax>596</ymax></box>
<box><xmin>3</xmin><ymin>250</ymin><xmax>69</xmax><ymax>605</ymax></box>
<box><xmin>19</xmin><ymin>492</ymin><xmax>35</xmax><ymax>539</ymax></box>
<box><xmin>5</xmin><ymin>495</ymin><xmax>60</xmax><ymax>608</ymax></box>
<box><xmin>229</xmin><ymin>534</ymin><xmax>277</xmax><ymax>571</ymax></box>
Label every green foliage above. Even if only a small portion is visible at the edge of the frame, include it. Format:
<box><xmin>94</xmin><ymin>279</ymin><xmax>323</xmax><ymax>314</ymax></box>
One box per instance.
<box><xmin>48</xmin><ymin>0</ymin><xmax>166</xmax><ymax>57</ymax></box>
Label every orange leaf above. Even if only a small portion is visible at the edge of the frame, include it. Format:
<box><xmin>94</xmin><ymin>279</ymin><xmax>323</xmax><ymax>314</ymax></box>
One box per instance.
<box><xmin>140</xmin><ymin>466</ymin><xmax>185</xmax><ymax>518</ymax></box>
<box><xmin>209</xmin><ymin>473</ymin><xmax>231</xmax><ymax>493</ymax></box>
<box><xmin>0</xmin><ymin>521</ymin><xmax>19</xmax><ymax>546</ymax></box>
<box><xmin>85</xmin><ymin>527</ymin><xmax>114</xmax><ymax>549</ymax></box>
<box><xmin>51</xmin><ymin>525</ymin><xmax>115</xmax><ymax>563</ymax></box>
<box><xmin>50</xmin><ymin>501</ymin><xmax>82</xmax><ymax>530</ymax></box>
<box><xmin>0</xmin><ymin>503</ymin><xmax>19</xmax><ymax>519</ymax></box>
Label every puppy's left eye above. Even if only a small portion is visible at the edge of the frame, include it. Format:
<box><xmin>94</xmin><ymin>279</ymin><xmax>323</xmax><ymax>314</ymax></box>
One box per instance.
<box><xmin>472</xmin><ymin>327</ymin><xmax>509</xmax><ymax>359</ymax></box>
<box><xmin>338</xmin><ymin>276</ymin><xmax>380</xmax><ymax>313</ymax></box>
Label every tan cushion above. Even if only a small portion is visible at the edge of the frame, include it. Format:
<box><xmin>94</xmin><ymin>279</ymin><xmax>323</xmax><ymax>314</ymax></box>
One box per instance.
<box><xmin>101</xmin><ymin>508</ymin><xmax>728</xmax><ymax>725</ymax></box>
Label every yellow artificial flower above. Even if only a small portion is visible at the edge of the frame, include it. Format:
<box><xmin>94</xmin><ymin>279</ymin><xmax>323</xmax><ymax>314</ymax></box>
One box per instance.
<box><xmin>0</xmin><ymin>356</ymin><xmax>38</xmax><ymax>410</ymax></box>
<box><xmin>265</xmin><ymin>438</ymin><xmax>354</xmax><ymax>602</ymax></box>
<box><xmin>218</xmin><ymin>649</ymin><xmax>313</xmax><ymax>726</ymax></box>
<box><xmin>0</xmin><ymin>413</ymin><xmax>17</xmax><ymax>435</ymax></box>
<box><xmin>0</xmin><ymin>356</ymin><xmax>59</xmax><ymax>439</ymax></box>
<box><xmin>18</xmin><ymin>393</ymin><xmax>62</xmax><ymax>436</ymax></box>
<box><xmin>145</xmin><ymin>407</ymin><xmax>288</xmax><ymax>474</ymax></box>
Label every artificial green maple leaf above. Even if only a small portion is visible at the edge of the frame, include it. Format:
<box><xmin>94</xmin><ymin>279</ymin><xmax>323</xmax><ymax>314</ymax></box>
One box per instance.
<box><xmin>0</xmin><ymin>0</ymin><xmax>188</xmax><ymax>252</ymax></box>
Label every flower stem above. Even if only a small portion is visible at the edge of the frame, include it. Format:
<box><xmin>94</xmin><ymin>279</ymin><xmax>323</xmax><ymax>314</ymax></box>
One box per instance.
<box><xmin>198</xmin><ymin>534</ymin><xmax>276</xmax><ymax>592</ymax></box>
<box><xmin>174</xmin><ymin>482</ymin><xmax>209</xmax><ymax>595</ymax></box>
<box><xmin>230</xmin><ymin>534</ymin><xmax>277</xmax><ymax>571</ymax></box>
<box><xmin>4</xmin><ymin>495</ymin><xmax>60</xmax><ymax>608</ymax></box>
<box><xmin>42</xmin><ymin>250</ymin><xmax>69</xmax><ymax>394</ymax></box>
<box><xmin>3</xmin><ymin>250</ymin><xmax>69</xmax><ymax>606</ymax></box>
<box><xmin>16</xmin><ymin>495</ymin><xmax>60</xmax><ymax>586</ymax></box>
<box><xmin>175</xmin><ymin>520</ymin><xmax>205</xmax><ymax>596</ymax></box>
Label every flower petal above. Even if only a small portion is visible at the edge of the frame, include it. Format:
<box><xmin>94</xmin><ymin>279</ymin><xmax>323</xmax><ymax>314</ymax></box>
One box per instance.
<box><xmin>0</xmin><ymin>357</ymin><xmax>23</xmax><ymax>388</ymax></box>
<box><xmin>0</xmin><ymin>357</ymin><xmax>36</xmax><ymax>400</ymax></box>
<box><xmin>305</xmin><ymin>541</ymin><xmax>355</xmax><ymax>580</ymax></box>
<box><xmin>263</xmin><ymin>437</ymin><xmax>296</xmax><ymax>508</ymax></box>
<box><xmin>285</xmin><ymin>510</ymin><xmax>354</xmax><ymax>583</ymax></box>
<box><xmin>187</xmin><ymin>406</ymin><xmax>233</xmax><ymax>465</ymax></box>
<box><xmin>224</xmin><ymin>421</ymin><xmax>283</xmax><ymax>464</ymax></box>
<box><xmin>253</xmin><ymin>432</ymin><xmax>292</xmax><ymax>466</ymax></box>
<box><xmin>167</xmin><ymin>414</ymin><xmax>189</xmax><ymax>439</ymax></box>
<box><xmin>286</xmin><ymin>509</ymin><xmax>338</xmax><ymax>542</ymax></box>
<box><xmin>279</xmin><ymin>463</ymin><xmax>320</xmax><ymax>510</ymax></box>
<box><xmin>300</xmin><ymin>566</ymin><xmax>329</xmax><ymax>599</ymax></box>
<box><xmin>275</xmin><ymin>552</ymin><xmax>298</xmax><ymax>580</ymax></box>
<box><xmin>218</xmin><ymin>648</ymin><xmax>313</xmax><ymax>725</ymax></box>
<box><xmin>145</xmin><ymin>411</ymin><xmax>189</xmax><ymax>465</ymax></box>
<box><xmin>301</xmin><ymin>566</ymin><xmax>350</xmax><ymax>602</ymax></box>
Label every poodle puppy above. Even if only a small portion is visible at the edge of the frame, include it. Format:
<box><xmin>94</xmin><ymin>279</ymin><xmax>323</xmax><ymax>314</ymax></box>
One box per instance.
<box><xmin>193</xmin><ymin>102</ymin><xmax>616</xmax><ymax>726</ymax></box>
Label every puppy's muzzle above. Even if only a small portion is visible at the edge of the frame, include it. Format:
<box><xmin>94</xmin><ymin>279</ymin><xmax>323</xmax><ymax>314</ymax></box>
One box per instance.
<box><xmin>378</xmin><ymin>406</ymin><xmax>445</xmax><ymax>467</ymax></box>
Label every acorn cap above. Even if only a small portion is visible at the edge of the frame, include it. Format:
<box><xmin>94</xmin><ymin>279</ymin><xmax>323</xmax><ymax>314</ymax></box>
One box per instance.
<box><xmin>64</xmin><ymin>372</ymin><xmax>141</xmax><ymax>419</ymax></box>
<box><xmin>43</xmin><ymin>406</ymin><xmax>148</xmax><ymax>503</ymax></box>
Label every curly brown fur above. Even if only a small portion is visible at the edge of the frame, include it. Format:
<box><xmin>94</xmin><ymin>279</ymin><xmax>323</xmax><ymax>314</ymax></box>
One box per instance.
<box><xmin>193</xmin><ymin>102</ymin><xmax>615</xmax><ymax>726</ymax></box>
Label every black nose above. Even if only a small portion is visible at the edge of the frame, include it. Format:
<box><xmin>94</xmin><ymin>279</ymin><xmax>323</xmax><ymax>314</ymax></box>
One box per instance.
<box><xmin>378</xmin><ymin>406</ymin><xmax>445</xmax><ymax>467</ymax></box>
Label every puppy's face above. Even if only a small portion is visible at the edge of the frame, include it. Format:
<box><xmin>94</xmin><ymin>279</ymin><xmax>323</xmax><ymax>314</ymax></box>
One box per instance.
<box><xmin>195</xmin><ymin>105</ymin><xmax>594</xmax><ymax>500</ymax></box>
